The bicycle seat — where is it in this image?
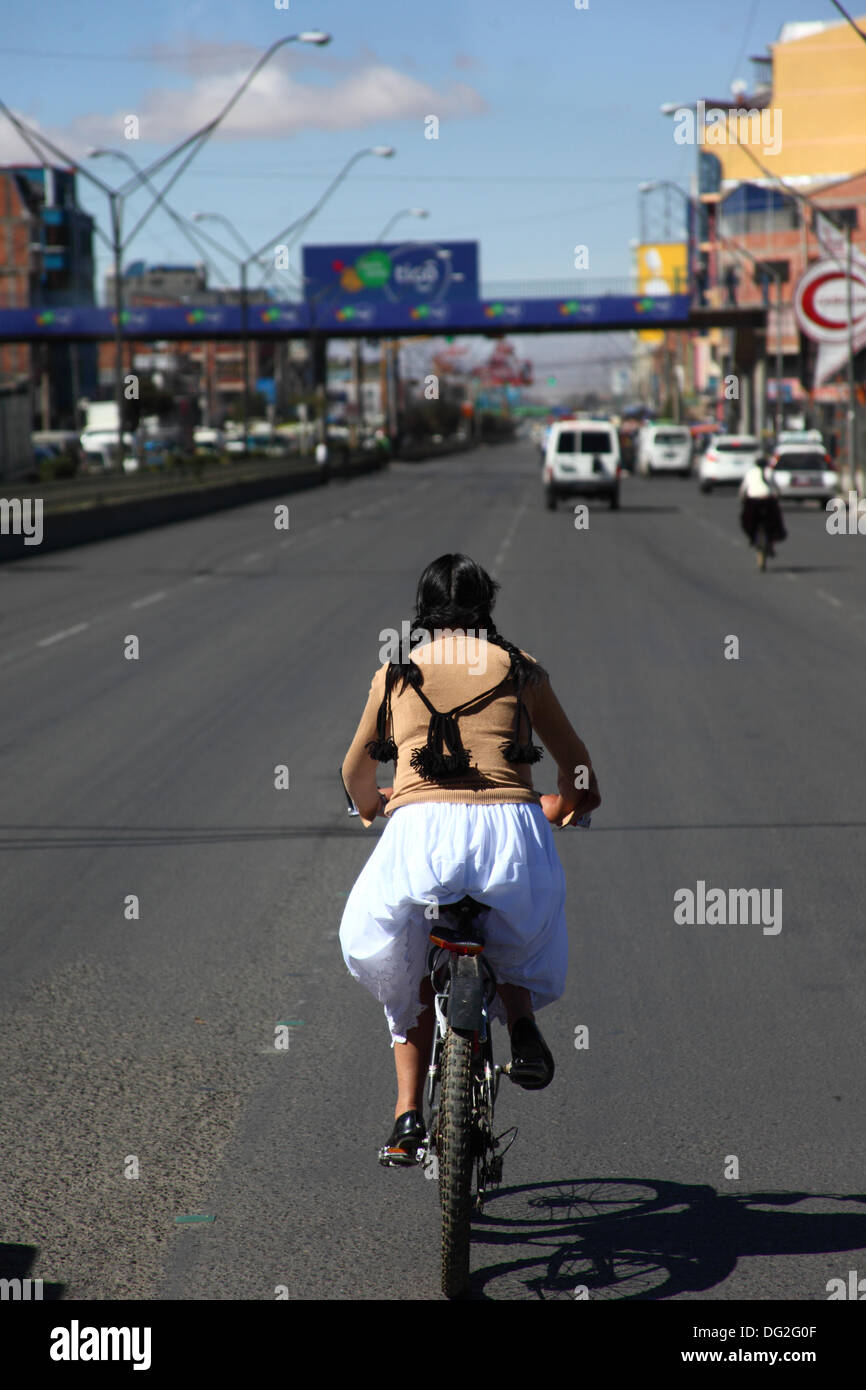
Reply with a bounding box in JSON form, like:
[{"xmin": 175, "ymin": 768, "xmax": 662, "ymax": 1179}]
[{"xmin": 429, "ymin": 896, "xmax": 489, "ymax": 953}]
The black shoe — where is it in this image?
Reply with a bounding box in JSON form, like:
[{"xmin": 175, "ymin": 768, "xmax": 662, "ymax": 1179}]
[
  {"xmin": 509, "ymin": 1017, "xmax": 555, "ymax": 1090},
  {"xmin": 379, "ymin": 1109, "xmax": 426, "ymax": 1167}
]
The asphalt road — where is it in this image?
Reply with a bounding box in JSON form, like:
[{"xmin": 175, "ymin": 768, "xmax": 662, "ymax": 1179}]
[{"xmin": 2, "ymin": 439, "xmax": 865, "ymax": 1302}]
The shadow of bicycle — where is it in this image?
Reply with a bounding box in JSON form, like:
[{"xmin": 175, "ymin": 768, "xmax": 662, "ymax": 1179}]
[{"xmin": 463, "ymin": 1178, "xmax": 866, "ymax": 1300}]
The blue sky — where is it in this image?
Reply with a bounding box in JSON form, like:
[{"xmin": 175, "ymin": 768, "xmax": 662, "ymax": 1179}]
[{"xmin": 0, "ymin": 0, "xmax": 840, "ymax": 387}]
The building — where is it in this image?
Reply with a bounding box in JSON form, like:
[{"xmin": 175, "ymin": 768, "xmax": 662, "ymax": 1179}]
[
  {"xmin": 650, "ymin": 14, "xmax": 866, "ymax": 448},
  {"xmin": 96, "ymin": 263, "xmax": 296, "ymax": 423},
  {"xmin": 0, "ymin": 164, "xmax": 98, "ymax": 429}
]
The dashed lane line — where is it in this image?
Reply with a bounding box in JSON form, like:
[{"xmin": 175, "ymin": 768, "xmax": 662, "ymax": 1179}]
[
  {"xmin": 817, "ymin": 589, "xmax": 843, "ymax": 609},
  {"xmin": 36, "ymin": 622, "xmax": 89, "ymax": 647},
  {"xmin": 130, "ymin": 591, "xmax": 167, "ymax": 610}
]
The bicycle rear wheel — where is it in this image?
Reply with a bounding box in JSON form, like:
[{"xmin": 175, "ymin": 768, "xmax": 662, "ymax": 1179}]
[{"xmin": 438, "ymin": 1027, "xmax": 474, "ymax": 1298}]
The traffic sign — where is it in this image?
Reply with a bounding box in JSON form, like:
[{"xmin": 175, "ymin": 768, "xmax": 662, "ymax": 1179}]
[{"xmin": 793, "ymin": 258, "xmax": 866, "ymax": 345}]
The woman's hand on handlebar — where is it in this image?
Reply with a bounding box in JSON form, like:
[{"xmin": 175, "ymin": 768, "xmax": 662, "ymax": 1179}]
[{"xmin": 540, "ymin": 793, "xmax": 572, "ymax": 825}]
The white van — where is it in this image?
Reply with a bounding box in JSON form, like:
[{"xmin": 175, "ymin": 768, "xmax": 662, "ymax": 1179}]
[
  {"xmin": 543, "ymin": 418, "xmax": 620, "ymax": 510},
  {"xmin": 637, "ymin": 424, "xmax": 693, "ymax": 476}
]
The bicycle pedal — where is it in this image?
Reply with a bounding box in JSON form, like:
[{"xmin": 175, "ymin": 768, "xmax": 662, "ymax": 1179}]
[{"xmin": 377, "ymin": 1144, "xmax": 418, "ymax": 1168}]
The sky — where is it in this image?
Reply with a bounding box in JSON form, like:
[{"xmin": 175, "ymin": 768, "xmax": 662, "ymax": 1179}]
[{"xmin": 0, "ymin": 0, "xmax": 846, "ymax": 390}]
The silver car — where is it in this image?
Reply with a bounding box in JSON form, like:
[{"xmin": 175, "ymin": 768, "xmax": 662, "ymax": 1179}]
[{"xmin": 770, "ymin": 447, "xmax": 840, "ymax": 502}]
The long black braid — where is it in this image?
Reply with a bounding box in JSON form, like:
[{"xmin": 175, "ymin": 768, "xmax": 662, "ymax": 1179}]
[{"xmin": 365, "ymin": 554, "xmax": 547, "ymax": 775}]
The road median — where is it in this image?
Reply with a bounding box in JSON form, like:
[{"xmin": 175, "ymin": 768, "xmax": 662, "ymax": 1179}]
[{"xmin": 0, "ymin": 438, "xmax": 475, "ymax": 562}]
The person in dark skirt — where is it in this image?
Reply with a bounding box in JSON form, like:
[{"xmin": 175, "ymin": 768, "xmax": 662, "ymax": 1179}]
[{"xmin": 739, "ymin": 455, "xmax": 786, "ymax": 555}]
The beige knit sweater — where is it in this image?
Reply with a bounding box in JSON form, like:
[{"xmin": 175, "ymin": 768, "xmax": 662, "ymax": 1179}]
[{"xmin": 342, "ymin": 635, "xmax": 598, "ymax": 826}]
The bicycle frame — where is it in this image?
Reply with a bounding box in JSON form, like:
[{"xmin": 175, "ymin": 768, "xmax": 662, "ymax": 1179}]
[{"xmin": 417, "ymin": 917, "xmax": 516, "ymax": 1206}]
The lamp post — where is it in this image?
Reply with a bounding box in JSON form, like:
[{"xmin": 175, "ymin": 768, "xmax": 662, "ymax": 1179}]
[
  {"xmin": 0, "ymin": 32, "xmax": 331, "ymax": 466},
  {"xmin": 194, "ymin": 145, "xmax": 396, "ymax": 455},
  {"xmin": 369, "ymin": 210, "xmax": 429, "ymax": 444},
  {"xmin": 374, "ymin": 207, "xmax": 429, "ymax": 242},
  {"xmin": 89, "ymin": 146, "xmax": 237, "ymax": 464}
]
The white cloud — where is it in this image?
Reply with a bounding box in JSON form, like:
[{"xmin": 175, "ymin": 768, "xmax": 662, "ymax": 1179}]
[{"xmin": 64, "ymin": 62, "xmax": 485, "ymax": 146}]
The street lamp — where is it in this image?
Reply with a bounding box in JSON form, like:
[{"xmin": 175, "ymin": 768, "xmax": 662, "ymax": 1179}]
[
  {"xmin": 375, "ymin": 207, "xmax": 429, "ymax": 242},
  {"xmin": 370, "ymin": 209, "xmax": 429, "ymax": 444},
  {"xmin": 90, "ymin": 146, "xmax": 238, "ymax": 459},
  {"xmin": 192, "ymin": 146, "xmax": 396, "ymax": 455},
  {"xmin": 112, "ymin": 32, "xmax": 333, "ymax": 248},
  {"xmin": 0, "ymin": 31, "xmax": 332, "ymax": 466}
]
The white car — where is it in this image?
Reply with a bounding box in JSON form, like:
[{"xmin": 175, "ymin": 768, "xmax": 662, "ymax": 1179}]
[
  {"xmin": 699, "ymin": 435, "xmax": 762, "ymax": 492},
  {"xmin": 770, "ymin": 447, "xmax": 839, "ymax": 502},
  {"xmin": 543, "ymin": 418, "xmax": 620, "ymax": 510},
  {"xmin": 636, "ymin": 424, "xmax": 693, "ymax": 476}
]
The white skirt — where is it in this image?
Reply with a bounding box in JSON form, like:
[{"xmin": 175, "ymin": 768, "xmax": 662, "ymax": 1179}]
[{"xmin": 339, "ymin": 802, "xmax": 568, "ymax": 1044}]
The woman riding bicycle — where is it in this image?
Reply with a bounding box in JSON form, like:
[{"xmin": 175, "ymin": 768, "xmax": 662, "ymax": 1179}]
[
  {"xmin": 739, "ymin": 454, "xmax": 786, "ymax": 557},
  {"xmin": 339, "ymin": 554, "xmax": 601, "ymax": 1164}
]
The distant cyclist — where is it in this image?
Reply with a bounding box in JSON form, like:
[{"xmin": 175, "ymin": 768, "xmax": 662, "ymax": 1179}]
[
  {"xmin": 339, "ymin": 554, "xmax": 601, "ymax": 1164},
  {"xmin": 739, "ymin": 454, "xmax": 786, "ymax": 557}
]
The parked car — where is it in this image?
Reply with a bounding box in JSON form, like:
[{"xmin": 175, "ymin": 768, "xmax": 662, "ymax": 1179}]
[
  {"xmin": 636, "ymin": 424, "xmax": 693, "ymax": 476},
  {"xmin": 769, "ymin": 447, "xmax": 839, "ymax": 502},
  {"xmin": 542, "ymin": 418, "xmax": 620, "ymax": 510},
  {"xmin": 699, "ymin": 435, "xmax": 762, "ymax": 492}
]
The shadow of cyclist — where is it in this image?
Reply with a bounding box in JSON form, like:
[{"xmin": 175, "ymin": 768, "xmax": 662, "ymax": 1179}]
[{"xmin": 459, "ymin": 1178, "xmax": 866, "ymax": 1300}]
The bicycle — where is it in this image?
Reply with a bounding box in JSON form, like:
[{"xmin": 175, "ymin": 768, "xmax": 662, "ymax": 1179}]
[
  {"xmin": 755, "ymin": 515, "xmax": 772, "ymax": 571},
  {"xmin": 341, "ymin": 770, "xmax": 590, "ymax": 1297}
]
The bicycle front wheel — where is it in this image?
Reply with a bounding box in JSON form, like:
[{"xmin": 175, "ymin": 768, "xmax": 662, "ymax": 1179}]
[{"xmin": 439, "ymin": 1027, "xmax": 474, "ymax": 1298}]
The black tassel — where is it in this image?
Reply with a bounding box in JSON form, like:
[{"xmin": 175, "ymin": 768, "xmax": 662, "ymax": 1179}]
[
  {"xmin": 502, "ymin": 740, "xmax": 544, "ymax": 764},
  {"xmin": 409, "ymin": 706, "xmax": 473, "ymax": 781},
  {"xmin": 503, "ymin": 688, "xmax": 543, "ymax": 764},
  {"xmin": 410, "ymin": 745, "xmax": 471, "ymax": 780},
  {"xmin": 365, "ymin": 735, "xmax": 397, "ymax": 763},
  {"xmin": 366, "ymin": 676, "xmax": 397, "ymax": 762}
]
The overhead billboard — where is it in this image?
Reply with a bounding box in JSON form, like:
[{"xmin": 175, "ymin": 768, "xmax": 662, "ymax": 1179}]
[
  {"xmin": 637, "ymin": 242, "xmax": 689, "ymax": 344},
  {"xmin": 301, "ymin": 241, "xmax": 479, "ymax": 310}
]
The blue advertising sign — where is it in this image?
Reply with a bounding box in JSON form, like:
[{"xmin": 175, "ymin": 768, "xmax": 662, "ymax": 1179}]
[{"xmin": 302, "ymin": 241, "xmax": 479, "ymax": 308}]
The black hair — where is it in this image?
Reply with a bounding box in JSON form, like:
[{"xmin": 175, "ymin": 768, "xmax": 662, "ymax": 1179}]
[
  {"xmin": 366, "ymin": 554, "xmax": 546, "ymax": 773},
  {"xmin": 387, "ymin": 553, "xmax": 544, "ymax": 693}
]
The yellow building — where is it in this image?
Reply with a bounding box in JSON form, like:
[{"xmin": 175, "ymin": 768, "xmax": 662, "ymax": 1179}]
[{"xmin": 703, "ymin": 16, "xmax": 866, "ymax": 186}]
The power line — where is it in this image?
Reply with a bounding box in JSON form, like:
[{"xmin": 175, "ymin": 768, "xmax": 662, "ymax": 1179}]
[
  {"xmin": 826, "ymin": 0, "xmax": 866, "ymax": 44},
  {"xmin": 729, "ymin": 0, "xmax": 763, "ymax": 90}
]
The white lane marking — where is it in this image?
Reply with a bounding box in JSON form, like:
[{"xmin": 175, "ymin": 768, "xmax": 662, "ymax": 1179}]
[
  {"xmin": 130, "ymin": 591, "xmax": 167, "ymax": 610},
  {"xmin": 191, "ymin": 575, "xmax": 210, "ymax": 583},
  {"xmin": 817, "ymin": 589, "xmax": 843, "ymax": 608},
  {"xmin": 37, "ymin": 622, "xmax": 89, "ymax": 647},
  {"xmin": 494, "ymin": 493, "xmax": 529, "ymax": 572},
  {"xmin": 785, "ymin": 571, "xmax": 798, "ymax": 582},
  {"xmin": 241, "ymin": 551, "xmax": 262, "ymax": 564}
]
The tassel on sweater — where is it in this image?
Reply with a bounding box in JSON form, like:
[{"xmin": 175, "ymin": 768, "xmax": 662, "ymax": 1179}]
[
  {"xmin": 502, "ymin": 691, "xmax": 544, "ymax": 765},
  {"xmin": 409, "ymin": 709, "xmax": 472, "ymax": 781},
  {"xmin": 365, "ymin": 676, "xmax": 397, "ymax": 763},
  {"xmin": 502, "ymin": 740, "xmax": 544, "ymax": 764}
]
